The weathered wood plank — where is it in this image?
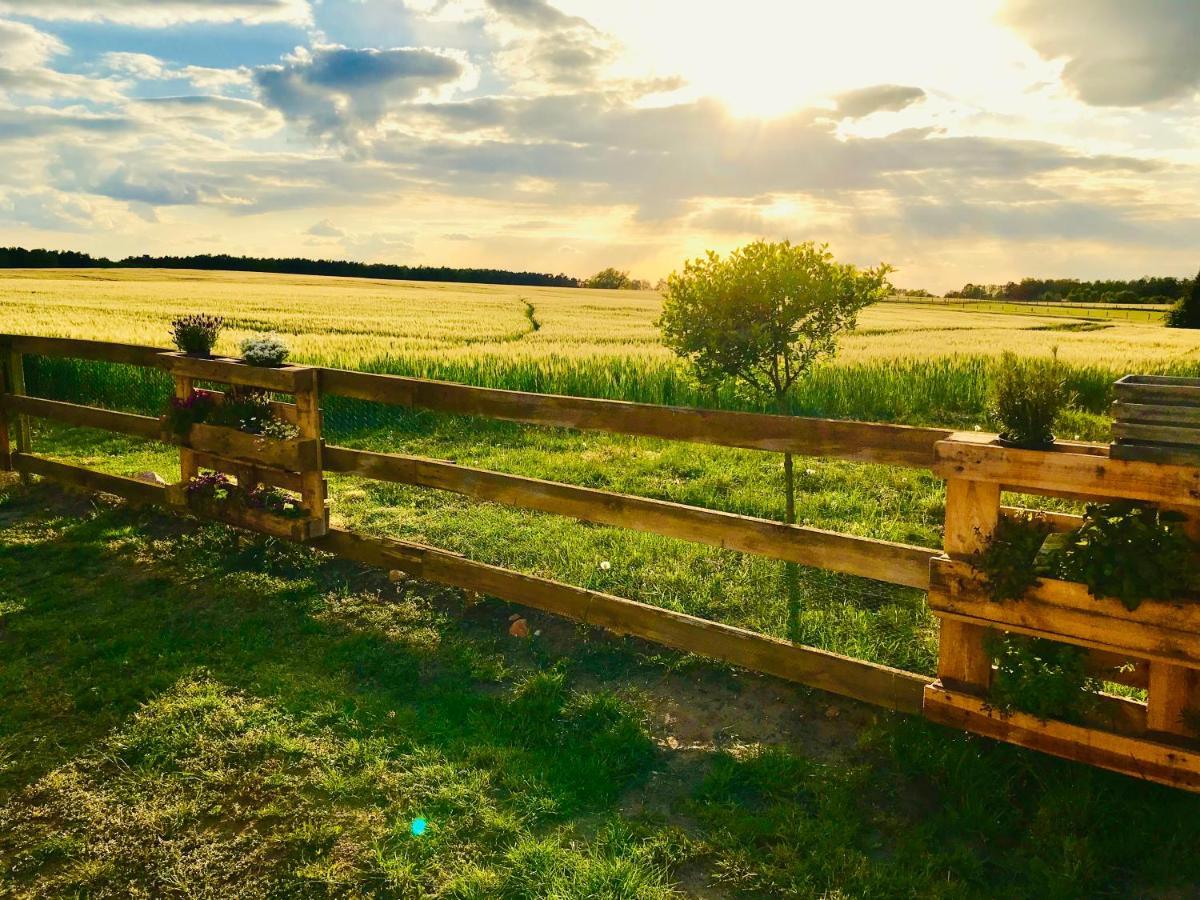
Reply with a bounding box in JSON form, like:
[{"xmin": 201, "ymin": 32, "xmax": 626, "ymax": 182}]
[
  {"xmin": 936, "ymin": 433, "xmax": 1200, "ymax": 506},
  {"xmin": 0, "ymin": 394, "xmax": 162, "ymax": 440},
  {"xmin": 292, "ymin": 369, "xmax": 327, "ymax": 536},
  {"xmin": 412, "ymin": 542, "xmax": 932, "ymax": 712},
  {"xmin": 929, "ymin": 558, "xmax": 1200, "ymax": 668},
  {"xmin": 3, "ymin": 334, "xmax": 165, "ymax": 368},
  {"xmin": 937, "ymin": 478, "xmax": 1000, "ymax": 694},
  {"xmin": 7, "ymin": 352, "xmax": 32, "ymax": 485},
  {"xmin": 1112, "ymin": 401, "xmax": 1200, "ymax": 427},
  {"xmin": 11, "ymin": 453, "xmax": 167, "ymax": 505},
  {"xmin": 319, "ymin": 368, "xmax": 950, "ymax": 467},
  {"xmin": 0, "ymin": 347, "xmax": 10, "ymax": 471},
  {"xmin": 199, "ymin": 388, "xmax": 300, "ymax": 426},
  {"xmin": 190, "ymin": 451, "xmax": 306, "ymax": 493},
  {"xmin": 924, "ymin": 683, "xmax": 1200, "ymax": 792},
  {"xmin": 1000, "ymin": 505, "xmax": 1082, "ymax": 533},
  {"xmin": 1113, "ymin": 421, "xmax": 1200, "ymax": 447},
  {"xmin": 322, "ymin": 446, "xmax": 936, "ymax": 589},
  {"xmin": 160, "ymin": 352, "xmax": 310, "ymax": 393},
  {"xmin": 177, "ymin": 423, "xmax": 318, "ymax": 471}
]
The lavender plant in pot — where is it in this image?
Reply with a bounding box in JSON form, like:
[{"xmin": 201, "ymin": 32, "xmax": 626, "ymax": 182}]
[{"xmin": 170, "ymin": 314, "xmax": 224, "ymax": 357}]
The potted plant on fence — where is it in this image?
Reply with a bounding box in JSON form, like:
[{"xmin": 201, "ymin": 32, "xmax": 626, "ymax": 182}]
[
  {"xmin": 989, "ymin": 350, "xmax": 1073, "ymax": 450},
  {"xmin": 240, "ymin": 334, "xmax": 290, "ymax": 368},
  {"xmin": 170, "ymin": 314, "xmax": 224, "ymax": 358}
]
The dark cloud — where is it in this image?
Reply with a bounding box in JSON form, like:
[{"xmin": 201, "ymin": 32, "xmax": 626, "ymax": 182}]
[
  {"xmin": 835, "ymin": 84, "xmax": 926, "ymax": 119},
  {"xmin": 254, "ymin": 45, "xmax": 467, "ymax": 143},
  {"xmin": 1003, "ymin": 0, "xmax": 1200, "ymax": 106}
]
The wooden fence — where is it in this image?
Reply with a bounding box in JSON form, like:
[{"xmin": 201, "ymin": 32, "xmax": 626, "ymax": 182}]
[{"xmin": 3, "ymin": 332, "xmax": 1199, "ymax": 790}]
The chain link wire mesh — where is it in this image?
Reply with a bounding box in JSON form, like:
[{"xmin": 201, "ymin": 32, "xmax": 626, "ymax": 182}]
[{"xmin": 17, "ymin": 353, "xmax": 934, "ymax": 673}]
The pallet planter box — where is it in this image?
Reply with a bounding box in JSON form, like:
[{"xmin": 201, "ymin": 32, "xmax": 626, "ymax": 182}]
[
  {"xmin": 1111, "ymin": 375, "xmax": 1200, "ymax": 466},
  {"xmin": 929, "ymin": 431, "xmax": 1200, "ymax": 790},
  {"xmin": 158, "ymin": 352, "xmax": 327, "ymax": 541},
  {"xmin": 165, "ymin": 482, "xmax": 326, "ymax": 541}
]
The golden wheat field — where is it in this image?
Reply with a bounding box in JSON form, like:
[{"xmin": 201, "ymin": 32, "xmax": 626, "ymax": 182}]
[
  {"xmin": 3, "ymin": 267, "xmax": 1199, "ymax": 430},
  {"xmin": 2, "ymin": 268, "xmax": 1197, "ymax": 370}
]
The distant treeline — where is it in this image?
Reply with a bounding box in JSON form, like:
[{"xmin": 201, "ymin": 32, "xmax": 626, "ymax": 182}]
[
  {"xmin": 945, "ymin": 277, "xmax": 1189, "ymax": 305},
  {"xmin": 0, "ymin": 246, "xmax": 581, "ymax": 288}
]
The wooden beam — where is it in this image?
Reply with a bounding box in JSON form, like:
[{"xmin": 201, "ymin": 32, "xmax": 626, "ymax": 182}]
[
  {"xmin": 6, "ymin": 351, "xmax": 32, "ymax": 485},
  {"xmin": 177, "ymin": 423, "xmax": 319, "ymax": 472},
  {"xmin": 938, "ymin": 478, "xmax": 1000, "ymax": 694},
  {"xmin": 190, "ymin": 451, "xmax": 306, "ymax": 493},
  {"xmin": 937, "ymin": 432, "xmax": 1200, "ymax": 507},
  {"xmin": 322, "ymin": 446, "xmax": 936, "ymax": 589},
  {"xmin": 930, "ymin": 558, "xmax": 1200, "ymax": 669},
  {"xmin": 309, "ymin": 528, "xmax": 932, "ymax": 713},
  {"xmin": 159, "ymin": 352, "xmax": 311, "ymax": 394},
  {"xmin": 924, "ymin": 683, "xmax": 1200, "ymax": 792},
  {"xmin": 0, "ymin": 394, "xmax": 161, "ymax": 440},
  {"xmin": 2, "ymin": 334, "xmax": 164, "ymax": 368},
  {"xmin": 11, "ymin": 453, "xmax": 167, "ymax": 506},
  {"xmin": 319, "ymin": 368, "xmax": 951, "ymax": 468}
]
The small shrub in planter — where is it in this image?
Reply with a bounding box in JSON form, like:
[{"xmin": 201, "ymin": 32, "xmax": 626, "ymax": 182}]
[
  {"xmin": 985, "ymin": 632, "xmax": 1097, "ymax": 723},
  {"xmin": 974, "ymin": 511, "xmax": 1054, "ymax": 601},
  {"xmin": 989, "ymin": 351, "xmax": 1073, "ymax": 449},
  {"xmin": 240, "ymin": 334, "xmax": 290, "ymax": 367},
  {"xmin": 165, "ymin": 389, "xmax": 214, "ymax": 437},
  {"xmin": 185, "ymin": 471, "xmax": 234, "ymax": 501},
  {"xmin": 245, "ymin": 485, "xmax": 308, "ymax": 519},
  {"xmin": 1050, "ymin": 501, "xmax": 1195, "ymax": 610},
  {"xmin": 171, "ymin": 314, "xmax": 224, "ymax": 356}
]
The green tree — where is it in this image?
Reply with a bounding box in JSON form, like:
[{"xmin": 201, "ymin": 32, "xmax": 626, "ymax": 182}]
[
  {"xmin": 1167, "ymin": 269, "xmax": 1200, "ymax": 329},
  {"xmin": 659, "ymin": 239, "xmax": 891, "ymax": 519},
  {"xmin": 584, "ymin": 267, "xmax": 633, "ymax": 290}
]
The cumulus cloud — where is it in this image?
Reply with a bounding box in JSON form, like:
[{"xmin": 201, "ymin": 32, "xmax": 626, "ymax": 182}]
[
  {"xmin": 1003, "ymin": 0, "xmax": 1200, "ymax": 106},
  {"xmin": 101, "ymin": 51, "xmax": 249, "ymax": 92},
  {"xmin": 307, "ymin": 219, "xmax": 344, "ymax": 237},
  {"xmin": 0, "ymin": 0, "xmax": 311, "ymax": 26},
  {"xmin": 254, "ymin": 44, "xmax": 473, "ymax": 143},
  {"xmin": 484, "ymin": 0, "xmax": 618, "ymax": 89},
  {"xmin": 835, "ymin": 84, "xmax": 926, "ymax": 119}
]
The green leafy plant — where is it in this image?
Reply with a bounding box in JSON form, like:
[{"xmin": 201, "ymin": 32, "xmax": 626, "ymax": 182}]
[
  {"xmin": 989, "ymin": 351, "xmax": 1073, "ymax": 449},
  {"xmin": 1052, "ymin": 502, "xmax": 1195, "ymax": 610},
  {"xmin": 240, "ymin": 334, "xmax": 290, "ymax": 367},
  {"xmin": 974, "ymin": 512, "xmax": 1054, "ymax": 601},
  {"xmin": 206, "ymin": 390, "xmax": 299, "ymax": 439},
  {"xmin": 1166, "ymin": 268, "xmax": 1200, "ymax": 329},
  {"xmin": 170, "ymin": 314, "xmax": 224, "ymax": 356},
  {"xmin": 164, "ymin": 390, "xmax": 214, "ymax": 437},
  {"xmin": 986, "ymin": 632, "xmax": 1097, "ymax": 723}
]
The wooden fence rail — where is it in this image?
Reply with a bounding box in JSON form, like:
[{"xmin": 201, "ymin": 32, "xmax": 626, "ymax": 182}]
[{"xmin": 8, "ymin": 332, "xmax": 1200, "ymax": 791}]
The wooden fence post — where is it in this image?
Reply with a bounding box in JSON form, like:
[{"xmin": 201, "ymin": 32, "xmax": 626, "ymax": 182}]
[
  {"xmin": 5, "ymin": 350, "xmax": 32, "ymax": 483},
  {"xmin": 174, "ymin": 374, "xmax": 199, "ymax": 483},
  {"xmin": 937, "ymin": 478, "xmax": 1000, "ymax": 693},
  {"xmin": 1147, "ymin": 507, "xmax": 1200, "ymax": 737},
  {"xmin": 0, "ymin": 344, "xmax": 10, "ymax": 472},
  {"xmin": 293, "ymin": 368, "xmax": 326, "ymax": 526}
]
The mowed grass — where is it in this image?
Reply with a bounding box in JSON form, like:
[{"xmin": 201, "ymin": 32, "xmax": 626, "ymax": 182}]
[{"xmin": 3, "ymin": 481, "xmax": 1200, "ymax": 897}]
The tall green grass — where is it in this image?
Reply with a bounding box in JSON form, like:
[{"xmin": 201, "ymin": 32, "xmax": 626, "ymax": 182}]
[{"xmin": 24, "ymin": 352, "xmax": 1200, "ymax": 438}]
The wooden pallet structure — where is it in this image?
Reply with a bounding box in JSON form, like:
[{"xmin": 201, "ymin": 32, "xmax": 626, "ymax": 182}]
[
  {"xmin": 928, "ymin": 431, "xmax": 1200, "ymax": 790},
  {"xmin": 159, "ymin": 352, "xmax": 328, "ymax": 541}
]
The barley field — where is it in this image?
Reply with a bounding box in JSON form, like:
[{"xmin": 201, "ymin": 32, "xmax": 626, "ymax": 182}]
[{"xmin": 4, "ymin": 268, "xmax": 1199, "ymax": 427}]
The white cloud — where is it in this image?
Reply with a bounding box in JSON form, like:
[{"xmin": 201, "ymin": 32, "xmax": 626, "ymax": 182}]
[
  {"xmin": 835, "ymin": 84, "xmax": 926, "ymax": 120},
  {"xmin": 1002, "ymin": 0, "xmax": 1200, "ymax": 106},
  {"xmin": 306, "ymin": 219, "xmax": 344, "ymax": 237},
  {"xmin": 0, "ymin": 0, "xmax": 312, "ymax": 26}
]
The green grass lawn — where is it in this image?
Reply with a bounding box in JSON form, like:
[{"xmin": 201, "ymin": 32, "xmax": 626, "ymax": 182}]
[{"xmin": 4, "ymin": 479, "xmax": 1200, "ymax": 897}]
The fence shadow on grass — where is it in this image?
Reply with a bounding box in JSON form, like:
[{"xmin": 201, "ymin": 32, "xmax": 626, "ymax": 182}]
[{"xmin": 3, "ymin": 480, "xmax": 1200, "ymax": 896}]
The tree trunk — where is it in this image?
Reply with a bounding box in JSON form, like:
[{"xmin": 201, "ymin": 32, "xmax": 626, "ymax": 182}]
[{"xmin": 783, "ymin": 450, "xmax": 801, "ymax": 639}]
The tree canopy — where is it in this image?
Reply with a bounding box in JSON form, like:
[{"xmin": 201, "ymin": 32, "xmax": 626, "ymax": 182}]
[{"xmin": 659, "ymin": 240, "xmax": 892, "ymax": 404}]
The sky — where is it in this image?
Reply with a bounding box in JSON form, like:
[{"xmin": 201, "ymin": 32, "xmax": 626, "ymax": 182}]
[{"xmin": 0, "ymin": 0, "xmax": 1197, "ymax": 291}]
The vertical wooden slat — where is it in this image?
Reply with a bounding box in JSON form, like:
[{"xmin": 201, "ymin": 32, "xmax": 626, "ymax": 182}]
[
  {"xmin": 937, "ymin": 478, "xmax": 1001, "ymax": 693},
  {"xmin": 174, "ymin": 374, "xmax": 199, "ymax": 483},
  {"xmin": 1147, "ymin": 505, "xmax": 1200, "ymax": 737},
  {"xmin": 7, "ymin": 351, "xmax": 31, "ymax": 483},
  {"xmin": 293, "ymin": 369, "xmax": 325, "ymax": 524},
  {"xmin": 0, "ymin": 349, "xmax": 10, "ymax": 472}
]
